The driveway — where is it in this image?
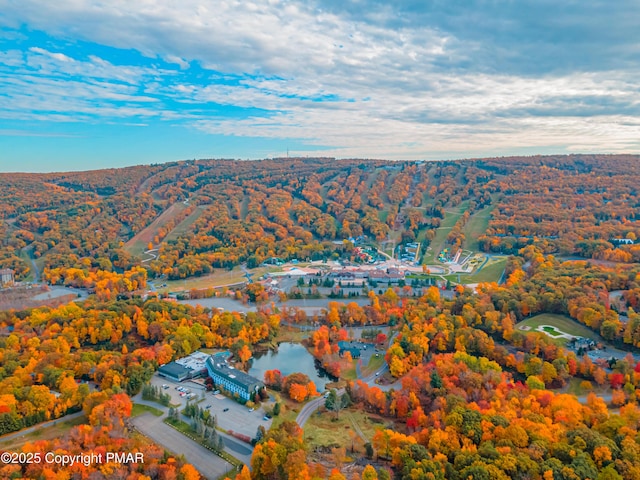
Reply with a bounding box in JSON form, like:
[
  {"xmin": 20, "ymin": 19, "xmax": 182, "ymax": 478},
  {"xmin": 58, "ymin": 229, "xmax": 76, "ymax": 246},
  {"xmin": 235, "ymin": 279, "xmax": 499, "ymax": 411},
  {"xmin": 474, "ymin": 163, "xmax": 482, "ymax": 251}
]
[{"xmin": 132, "ymin": 412, "xmax": 236, "ymax": 480}]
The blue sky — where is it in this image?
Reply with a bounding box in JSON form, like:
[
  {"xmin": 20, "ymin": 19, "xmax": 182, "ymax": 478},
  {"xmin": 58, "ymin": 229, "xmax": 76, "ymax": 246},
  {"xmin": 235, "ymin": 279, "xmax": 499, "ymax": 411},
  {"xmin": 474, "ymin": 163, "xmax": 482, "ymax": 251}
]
[{"xmin": 1, "ymin": 0, "xmax": 639, "ymax": 172}]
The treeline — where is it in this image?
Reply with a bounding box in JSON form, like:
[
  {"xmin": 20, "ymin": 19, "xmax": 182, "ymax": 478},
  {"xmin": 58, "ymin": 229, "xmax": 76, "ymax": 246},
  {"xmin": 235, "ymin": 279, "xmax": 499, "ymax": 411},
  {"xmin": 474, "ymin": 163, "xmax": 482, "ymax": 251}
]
[{"xmin": 0, "ymin": 297, "xmax": 279, "ymax": 435}]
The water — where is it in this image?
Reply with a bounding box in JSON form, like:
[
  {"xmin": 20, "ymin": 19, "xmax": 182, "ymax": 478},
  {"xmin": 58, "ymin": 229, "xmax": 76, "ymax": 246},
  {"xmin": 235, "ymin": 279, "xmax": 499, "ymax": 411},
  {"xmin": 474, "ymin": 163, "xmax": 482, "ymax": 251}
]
[{"xmin": 248, "ymin": 342, "xmax": 335, "ymax": 391}]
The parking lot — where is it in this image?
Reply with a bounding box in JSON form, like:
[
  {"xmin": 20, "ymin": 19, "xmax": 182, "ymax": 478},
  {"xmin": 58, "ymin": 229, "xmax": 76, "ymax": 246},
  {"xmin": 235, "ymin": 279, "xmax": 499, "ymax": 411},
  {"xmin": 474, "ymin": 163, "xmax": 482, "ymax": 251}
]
[
  {"xmin": 150, "ymin": 374, "xmax": 272, "ymax": 438},
  {"xmin": 341, "ymin": 340, "xmax": 381, "ymax": 366}
]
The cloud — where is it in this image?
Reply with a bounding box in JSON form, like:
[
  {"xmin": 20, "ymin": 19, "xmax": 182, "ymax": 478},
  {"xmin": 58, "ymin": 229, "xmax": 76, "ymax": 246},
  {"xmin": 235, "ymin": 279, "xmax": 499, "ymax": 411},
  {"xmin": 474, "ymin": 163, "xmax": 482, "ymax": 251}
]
[
  {"xmin": 0, "ymin": 1, "xmax": 639, "ymax": 159},
  {"xmin": 29, "ymin": 47, "xmax": 74, "ymax": 63}
]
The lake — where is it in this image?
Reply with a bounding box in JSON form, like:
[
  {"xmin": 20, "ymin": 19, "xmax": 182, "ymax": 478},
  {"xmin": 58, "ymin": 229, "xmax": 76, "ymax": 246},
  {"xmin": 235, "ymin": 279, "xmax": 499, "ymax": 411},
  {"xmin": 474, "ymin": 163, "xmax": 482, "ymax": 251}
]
[{"xmin": 248, "ymin": 342, "xmax": 335, "ymax": 391}]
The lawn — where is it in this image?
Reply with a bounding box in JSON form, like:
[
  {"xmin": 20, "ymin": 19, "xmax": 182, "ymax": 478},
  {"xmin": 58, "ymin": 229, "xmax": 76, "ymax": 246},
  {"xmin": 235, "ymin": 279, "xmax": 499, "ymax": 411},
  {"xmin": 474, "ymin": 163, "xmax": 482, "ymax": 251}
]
[
  {"xmin": 422, "ymin": 201, "xmax": 470, "ymax": 264},
  {"xmin": 268, "ymin": 395, "xmax": 300, "ymax": 431},
  {"xmin": 561, "ymin": 377, "xmax": 609, "ymax": 397},
  {"xmin": 303, "ymin": 408, "xmax": 388, "ymax": 451},
  {"xmin": 0, "ymin": 415, "xmax": 87, "ymax": 451},
  {"xmin": 272, "ymin": 326, "xmax": 310, "ymax": 345},
  {"xmin": 361, "ymin": 354, "xmax": 385, "ymax": 377},
  {"xmin": 468, "ymin": 256, "xmax": 507, "ymax": 283},
  {"xmin": 542, "ymin": 326, "xmax": 563, "ymax": 337},
  {"xmin": 517, "ymin": 314, "xmax": 599, "ymax": 345},
  {"xmin": 463, "ymin": 203, "xmax": 496, "ymax": 252},
  {"xmin": 163, "ymin": 205, "xmax": 207, "ymax": 242},
  {"xmin": 342, "ymin": 360, "xmax": 358, "ymax": 381},
  {"xmin": 132, "ymin": 403, "xmax": 164, "ymax": 417},
  {"xmin": 160, "ymin": 268, "xmax": 247, "ymax": 293}
]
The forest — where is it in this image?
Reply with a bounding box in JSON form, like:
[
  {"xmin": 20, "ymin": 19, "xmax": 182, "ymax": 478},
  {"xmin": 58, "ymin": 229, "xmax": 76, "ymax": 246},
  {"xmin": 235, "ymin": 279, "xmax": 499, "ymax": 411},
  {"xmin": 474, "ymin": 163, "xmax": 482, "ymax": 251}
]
[{"xmin": 1, "ymin": 154, "xmax": 640, "ymax": 479}]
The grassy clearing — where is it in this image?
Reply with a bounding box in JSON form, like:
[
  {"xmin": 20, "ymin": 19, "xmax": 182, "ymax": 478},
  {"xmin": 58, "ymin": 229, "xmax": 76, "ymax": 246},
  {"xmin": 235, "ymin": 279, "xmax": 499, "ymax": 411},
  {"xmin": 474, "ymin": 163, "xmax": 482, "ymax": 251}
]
[
  {"xmin": 163, "ymin": 205, "xmax": 207, "ymax": 242},
  {"xmin": 422, "ymin": 201, "xmax": 470, "ymax": 264},
  {"xmin": 463, "ymin": 203, "xmax": 496, "ymax": 252},
  {"xmin": 561, "ymin": 377, "xmax": 609, "ymax": 397},
  {"xmin": 342, "ymin": 360, "xmax": 358, "ymax": 381},
  {"xmin": 542, "ymin": 326, "xmax": 563, "ymax": 337},
  {"xmin": 0, "ymin": 415, "xmax": 87, "ymax": 451},
  {"xmin": 517, "ymin": 314, "xmax": 599, "ymax": 343},
  {"xmin": 125, "ymin": 202, "xmax": 189, "ymax": 256},
  {"xmin": 273, "ymin": 326, "xmax": 310, "ymax": 345},
  {"xmin": 361, "ymin": 354, "xmax": 385, "ymax": 377},
  {"xmin": 304, "ymin": 408, "xmax": 387, "ymax": 450},
  {"xmin": 269, "ymin": 397, "xmax": 300, "ymax": 431},
  {"xmin": 160, "ymin": 269, "xmax": 247, "ymax": 293},
  {"xmin": 468, "ymin": 256, "xmax": 507, "ymax": 283},
  {"xmin": 160, "ymin": 266, "xmax": 281, "ymax": 293},
  {"xmin": 132, "ymin": 403, "xmax": 164, "ymax": 417}
]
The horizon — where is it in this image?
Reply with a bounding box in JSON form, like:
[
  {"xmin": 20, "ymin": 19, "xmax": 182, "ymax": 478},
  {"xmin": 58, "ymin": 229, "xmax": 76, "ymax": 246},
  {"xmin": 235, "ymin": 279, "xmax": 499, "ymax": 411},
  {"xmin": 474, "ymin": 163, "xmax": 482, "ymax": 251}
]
[
  {"xmin": 1, "ymin": 1, "xmax": 639, "ymax": 172},
  {"xmin": 1, "ymin": 152, "xmax": 632, "ymax": 175}
]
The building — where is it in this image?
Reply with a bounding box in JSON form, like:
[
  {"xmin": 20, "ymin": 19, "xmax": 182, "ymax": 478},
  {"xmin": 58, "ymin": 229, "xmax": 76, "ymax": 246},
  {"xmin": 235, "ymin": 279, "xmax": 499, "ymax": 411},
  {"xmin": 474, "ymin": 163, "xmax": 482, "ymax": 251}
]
[
  {"xmin": 158, "ymin": 351, "xmax": 209, "ymax": 382},
  {"xmin": 338, "ymin": 341, "xmax": 361, "ymax": 359},
  {"xmin": 205, "ymin": 357, "xmax": 264, "ymax": 401},
  {"xmin": 158, "ymin": 362, "xmax": 193, "ymax": 382},
  {"xmin": 0, "ymin": 268, "xmax": 14, "ymax": 287}
]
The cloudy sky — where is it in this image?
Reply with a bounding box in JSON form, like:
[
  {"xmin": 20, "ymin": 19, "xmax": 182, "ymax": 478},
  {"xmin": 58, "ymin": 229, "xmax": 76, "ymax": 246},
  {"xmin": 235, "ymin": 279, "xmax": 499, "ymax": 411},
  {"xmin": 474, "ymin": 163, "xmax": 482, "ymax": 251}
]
[{"xmin": 1, "ymin": 0, "xmax": 639, "ymax": 171}]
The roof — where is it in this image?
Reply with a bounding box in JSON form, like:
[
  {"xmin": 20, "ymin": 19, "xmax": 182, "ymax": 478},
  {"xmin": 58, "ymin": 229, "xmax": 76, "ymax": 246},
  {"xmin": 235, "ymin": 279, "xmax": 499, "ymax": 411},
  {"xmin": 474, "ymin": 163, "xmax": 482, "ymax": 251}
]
[
  {"xmin": 158, "ymin": 362, "xmax": 191, "ymax": 379},
  {"xmin": 0, "ymin": 268, "xmax": 14, "ymax": 275},
  {"xmin": 175, "ymin": 351, "xmax": 209, "ymax": 371},
  {"xmin": 206, "ymin": 357, "xmax": 264, "ymax": 391}
]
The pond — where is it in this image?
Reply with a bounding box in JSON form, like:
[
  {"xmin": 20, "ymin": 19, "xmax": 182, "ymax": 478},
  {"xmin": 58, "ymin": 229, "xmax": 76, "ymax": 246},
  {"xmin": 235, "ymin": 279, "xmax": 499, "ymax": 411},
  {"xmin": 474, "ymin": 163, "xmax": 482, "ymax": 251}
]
[{"xmin": 248, "ymin": 342, "xmax": 336, "ymax": 391}]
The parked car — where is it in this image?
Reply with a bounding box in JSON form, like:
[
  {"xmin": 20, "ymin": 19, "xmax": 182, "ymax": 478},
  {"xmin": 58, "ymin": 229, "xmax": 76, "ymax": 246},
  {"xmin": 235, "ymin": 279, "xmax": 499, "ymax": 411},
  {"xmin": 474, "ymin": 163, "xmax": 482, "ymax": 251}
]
[{"xmin": 223, "ymin": 408, "xmax": 229, "ymax": 412}]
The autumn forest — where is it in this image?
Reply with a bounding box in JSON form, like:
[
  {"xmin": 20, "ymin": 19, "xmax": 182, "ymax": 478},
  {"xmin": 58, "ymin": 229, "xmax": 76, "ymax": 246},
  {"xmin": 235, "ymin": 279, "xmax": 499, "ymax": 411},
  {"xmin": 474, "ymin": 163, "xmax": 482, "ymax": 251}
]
[{"xmin": 2, "ymin": 154, "xmax": 640, "ymax": 480}]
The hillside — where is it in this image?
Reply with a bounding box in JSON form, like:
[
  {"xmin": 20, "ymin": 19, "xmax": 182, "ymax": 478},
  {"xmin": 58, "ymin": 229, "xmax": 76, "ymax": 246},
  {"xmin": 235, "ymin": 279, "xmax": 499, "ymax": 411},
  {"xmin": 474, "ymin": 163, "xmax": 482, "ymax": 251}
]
[{"xmin": 2, "ymin": 155, "xmax": 640, "ymax": 480}]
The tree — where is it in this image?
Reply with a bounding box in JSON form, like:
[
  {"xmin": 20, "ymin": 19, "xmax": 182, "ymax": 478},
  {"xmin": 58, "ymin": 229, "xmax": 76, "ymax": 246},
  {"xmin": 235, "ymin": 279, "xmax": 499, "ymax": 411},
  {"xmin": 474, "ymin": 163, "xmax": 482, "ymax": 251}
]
[
  {"xmin": 362, "ymin": 465, "xmax": 378, "ymax": 480},
  {"xmin": 325, "ymin": 389, "xmax": 351, "ymax": 419}
]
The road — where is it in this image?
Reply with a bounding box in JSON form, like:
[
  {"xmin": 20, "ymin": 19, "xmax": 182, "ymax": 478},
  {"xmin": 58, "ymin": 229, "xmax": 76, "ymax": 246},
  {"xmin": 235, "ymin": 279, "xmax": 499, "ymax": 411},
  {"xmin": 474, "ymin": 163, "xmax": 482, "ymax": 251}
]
[
  {"xmin": 132, "ymin": 390, "xmax": 255, "ymax": 465},
  {"xmin": 131, "ymin": 412, "xmax": 235, "ymax": 480},
  {"xmin": 0, "ymin": 411, "xmax": 85, "ymax": 443},
  {"xmin": 296, "ymin": 390, "xmax": 343, "ymax": 427}
]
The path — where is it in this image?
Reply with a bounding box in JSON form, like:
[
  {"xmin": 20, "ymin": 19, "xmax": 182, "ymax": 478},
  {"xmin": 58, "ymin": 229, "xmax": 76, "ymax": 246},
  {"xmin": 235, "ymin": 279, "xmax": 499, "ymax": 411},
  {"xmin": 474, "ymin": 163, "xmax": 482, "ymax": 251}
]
[
  {"xmin": 141, "ymin": 248, "xmax": 158, "ymax": 264},
  {"xmin": 21, "ymin": 245, "xmax": 40, "ymax": 282},
  {"xmin": 347, "ymin": 413, "xmax": 368, "ymax": 442},
  {"xmin": 0, "ymin": 411, "xmax": 85, "ymax": 443}
]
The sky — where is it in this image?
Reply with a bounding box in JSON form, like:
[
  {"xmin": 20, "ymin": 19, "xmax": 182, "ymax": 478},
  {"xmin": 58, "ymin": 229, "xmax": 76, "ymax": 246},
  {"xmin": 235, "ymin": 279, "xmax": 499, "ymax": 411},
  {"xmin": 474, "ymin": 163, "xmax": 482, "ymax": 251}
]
[{"xmin": 1, "ymin": 0, "xmax": 639, "ymax": 172}]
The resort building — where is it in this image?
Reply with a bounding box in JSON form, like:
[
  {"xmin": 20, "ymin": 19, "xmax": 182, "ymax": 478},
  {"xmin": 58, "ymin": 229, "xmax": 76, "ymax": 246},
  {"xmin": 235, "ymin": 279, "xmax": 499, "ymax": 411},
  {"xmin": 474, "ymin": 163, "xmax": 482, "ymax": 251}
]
[
  {"xmin": 0, "ymin": 268, "xmax": 14, "ymax": 287},
  {"xmin": 205, "ymin": 357, "xmax": 264, "ymax": 401},
  {"xmin": 158, "ymin": 351, "xmax": 209, "ymax": 382}
]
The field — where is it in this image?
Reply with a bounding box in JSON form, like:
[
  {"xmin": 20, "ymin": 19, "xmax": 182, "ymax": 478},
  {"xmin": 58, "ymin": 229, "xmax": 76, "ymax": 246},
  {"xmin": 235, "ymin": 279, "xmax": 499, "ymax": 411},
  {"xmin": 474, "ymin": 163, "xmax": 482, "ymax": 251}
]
[
  {"xmin": 125, "ymin": 202, "xmax": 189, "ymax": 256},
  {"xmin": 422, "ymin": 201, "xmax": 470, "ymax": 264},
  {"xmin": 159, "ymin": 268, "xmax": 248, "ymax": 293},
  {"xmin": 463, "ymin": 202, "xmax": 496, "ymax": 252},
  {"xmin": 0, "ymin": 415, "xmax": 87, "ymax": 451},
  {"xmin": 303, "ymin": 408, "xmax": 387, "ymax": 451},
  {"xmin": 467, "ymin": 255, "xmax": 507, "ymax": 283},
  {"xmin": 163, "ymin": 205, "xmax": 207, "ymax": 243},
  {"xmin": 517, "ymin": 314, "xmax": 599, "ymax": 345}
]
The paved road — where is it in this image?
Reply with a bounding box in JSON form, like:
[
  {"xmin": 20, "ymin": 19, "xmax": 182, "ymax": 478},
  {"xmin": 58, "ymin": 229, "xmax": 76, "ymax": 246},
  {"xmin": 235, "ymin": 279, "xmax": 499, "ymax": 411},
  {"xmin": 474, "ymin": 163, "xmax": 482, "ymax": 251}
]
[
  {"xmin": 296, "ymin": 390, "xmax": 342, "ymax": 427},
  {"xmin": 132, "ymin": 412, "xmax": 235, "ymax": 480}
]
